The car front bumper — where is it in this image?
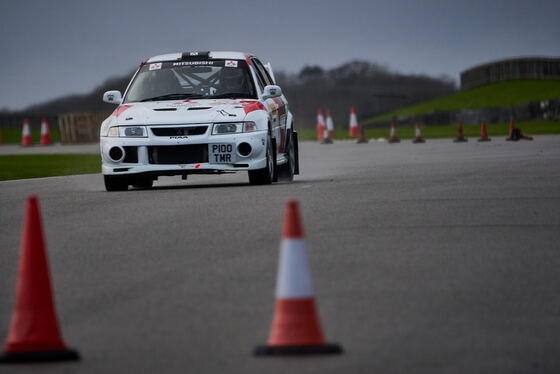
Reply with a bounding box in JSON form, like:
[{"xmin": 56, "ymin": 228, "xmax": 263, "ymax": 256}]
[{"xmin": 100, "ymin": 129, "xmax": 268, "ymax": 176}]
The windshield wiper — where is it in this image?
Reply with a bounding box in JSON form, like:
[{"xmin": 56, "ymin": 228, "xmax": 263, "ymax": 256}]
[
  {"xmin": 140, "ymin": 93, "xmax": 204, "ymax": 102},
  {"xmin": 210, "ymin": 93, "xmax": 252, "ymax": 99}
]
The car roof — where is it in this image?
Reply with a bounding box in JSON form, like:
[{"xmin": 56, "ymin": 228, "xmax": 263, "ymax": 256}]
[{"xmin": 146, "ymin": 51, "xmax": 253, "ymax": 63}]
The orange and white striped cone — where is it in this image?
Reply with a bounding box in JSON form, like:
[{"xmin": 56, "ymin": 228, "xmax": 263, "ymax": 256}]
[
  {"xmin": 388, "ymin": 123, "xmax": 400, "ymax": 143},
  {"xmin": 478, "ymin": 121, "xmax": 491, "ymax": 142},
  {"xmin": 40, "ymin": 117, "xmax": 51, "ymax": 145},
  {"xmin": 21, "ymin": 118, "xmax": 32, "ymax": 146},
  {"xmin": 322, "ymin": 110, "xmax": 334, "ymax": 144},
  {"xmin": 349, "ymin": 107, "xmax": 358, "ymax": 137},
  {"xmin": 412, "ymin": 124, "xmax": 425, "ymax": 143},
  {"xmin": 453, "ymin": 123, "xmax": 468, "ymax": 142},
  {"xmin": 316, "ymin": 109, "xmax": 325, "ymax": 141},
  {"xmin": 254, "ymin": 200, "xmax": 342, "ymax": 356}
]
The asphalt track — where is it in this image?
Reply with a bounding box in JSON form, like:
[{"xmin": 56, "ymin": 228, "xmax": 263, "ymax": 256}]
[{"xmin": 1, "ymin": 137, "xmax": 559, "ymax": 373}]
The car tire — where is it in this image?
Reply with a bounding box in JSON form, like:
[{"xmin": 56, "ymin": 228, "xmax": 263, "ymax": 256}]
[
  {"xmin": 278, "ymin": 130, "xmax": 296, "ymax": 182},
  {"xmin": 132, "ymin": 177, "xmax": 153, "ymax": 189},
  {"xmin": 249, "ymin": 135, "xmax": 276, "ymax": 185},
  {"xmin": 104, "ymin": 175, "xmax": 129, "ymax": 191}
]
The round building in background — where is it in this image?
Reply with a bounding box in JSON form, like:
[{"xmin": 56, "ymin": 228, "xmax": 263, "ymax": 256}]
[{"xmin": 460, "ymin": 56, "xmax": 560, "ymax": 90}]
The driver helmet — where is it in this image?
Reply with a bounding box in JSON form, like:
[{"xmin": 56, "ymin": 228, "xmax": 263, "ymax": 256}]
[{"xmin": 219, "ymin": 67, "xmax": 247, "ymax": 93}]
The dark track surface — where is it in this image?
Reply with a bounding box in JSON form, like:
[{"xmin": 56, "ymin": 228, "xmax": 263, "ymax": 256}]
[{"xmin": 1, "ymin": 137, "xmax": 559, "ymax": 373}]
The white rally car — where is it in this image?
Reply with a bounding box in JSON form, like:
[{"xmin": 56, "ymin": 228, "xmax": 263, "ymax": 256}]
[{"xmin": 100, "ymin": 51, "xmax": 299, "ymax": 191}]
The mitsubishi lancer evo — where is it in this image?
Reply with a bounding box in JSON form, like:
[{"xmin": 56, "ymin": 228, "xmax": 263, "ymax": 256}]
[{"xmin": 100, "ymin": 51, "xmax": 299, "ymax": 191}]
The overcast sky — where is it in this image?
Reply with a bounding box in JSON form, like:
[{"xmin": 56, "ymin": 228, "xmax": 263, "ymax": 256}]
[{"xmin": 1, "ymin": 0, "xmax": 559, "ymax": 110}]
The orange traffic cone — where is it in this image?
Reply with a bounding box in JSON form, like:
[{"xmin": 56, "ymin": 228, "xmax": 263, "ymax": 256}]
[
  {"xmin": 478, "ymin": 121, "xmax": 491, "ymax": 142},
  {"xmin": 453, "ymin": 123, "xmax": 468, "ymax": 142},
  {"xmin": 506, "ymin": 119, "xmax": 515, "ymax": 140},
  {"xmin": 254, "ymin": 200, "xmax": 342, "ymax": 356},
  {"xmin": 388, "ymin": 123, "xmax": 400, "ymax": 143},
  {"xmin": 506, "ymin": 119, "xmax": 533, "ymax": 141},
  {"xmin": 321, "ymin": 110, "xmax": 334, "ymax": 144},
  {"xmin": 356, "ymin": 124, "xmax": 368, "ymax": 144},
  {"xmin": 40, "ymin": 117, "xmax": 52, "ymax": 145},
  {"xmin": 0, "ymin": 196, "xmax": 79, "ymax": 363},
  {"xmin": 412, "ymin": 123, "xmax": 425, "ymax": 143},
  {"xmin": 316, "ymin": 109, "xmax": 325, "ymax": 141},
  {"xmin": 349, "ymin": 107, "xmax": 358, "ymax": 137},
  {"xmin": 21, "ymin": 118, "xmax": 32, "ymax": 146}
]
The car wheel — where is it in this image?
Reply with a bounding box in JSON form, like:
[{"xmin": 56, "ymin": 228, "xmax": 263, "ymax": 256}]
[
  {"xmin": 278, "ymin": 130, "xmax": 296, "ymax": 182},
  {"xmin": 104, "ymin": 175, "xmax": 129, "ymax": 191},
  {"xmin": 249, "ymin": 135, "xmax": 276, "ymax": 185},
  {"xmin": 132, "ymin": 176, "xmax": 153, "ymax": 189}
]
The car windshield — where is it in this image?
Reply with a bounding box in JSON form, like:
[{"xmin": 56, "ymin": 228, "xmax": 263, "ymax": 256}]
[{"xmin": 124, "ymin": 59, "xmax": 257, "ymax": 102}]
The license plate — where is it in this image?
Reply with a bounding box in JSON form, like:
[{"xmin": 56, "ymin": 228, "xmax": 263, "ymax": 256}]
[{"xmin": 209, "ymin": 143, "xmax": 236, "ymax": 164}]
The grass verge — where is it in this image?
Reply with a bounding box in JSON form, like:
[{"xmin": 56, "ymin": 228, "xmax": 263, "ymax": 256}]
[
  {"xmin": 0, "ymin": 128, "xmax": 61, "ymax": 144},
  {"xmin": 296, "ymin": 121, "xmax": 560, "ymax": 141},
  {"xmin": 0, "ymin": 154, "xmax": 100, "ymax": 181}
]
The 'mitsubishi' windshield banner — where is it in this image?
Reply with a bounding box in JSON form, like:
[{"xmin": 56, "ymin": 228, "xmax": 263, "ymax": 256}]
[{"xmin": 143, "ymin": 59, "xmax": 245, "ymax": 72}]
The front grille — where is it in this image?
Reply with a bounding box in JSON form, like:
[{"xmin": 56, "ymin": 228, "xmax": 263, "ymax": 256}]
[
  {"xmin": 151, "ymin": 126, "xmax": 208, "ymax": 136},
  {"xmin": 148, "ymin": 145, "xmax": 208, "ymax": 164},
  {"xmin": 123, "ymin": 146, "xmax": 138, "ymax": 163}
]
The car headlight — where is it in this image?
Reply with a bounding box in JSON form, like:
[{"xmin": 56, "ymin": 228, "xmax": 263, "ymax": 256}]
[
  {"xmin": 107, "ymin": 126, "xmax": 148, "ymax": 137},
  {"xmin": 212, "ymin": 122, "xmax": 257, "ymax": 135}
]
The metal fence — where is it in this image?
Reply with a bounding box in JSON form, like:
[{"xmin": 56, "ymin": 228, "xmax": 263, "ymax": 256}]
[
  {"xmin": 0, "ymin": 115, "xmax": 59, "ymax": 131},
  {"xmin": 370, "ymin": 100, "xmax": 560, "ymax": 128},
  {"xmin": 0, "ymin": 112, "xmax": 110, "ymax": 143},
  {"xmin": 58, "ymin": 112, "xmax": 110, "ymax": 144}
]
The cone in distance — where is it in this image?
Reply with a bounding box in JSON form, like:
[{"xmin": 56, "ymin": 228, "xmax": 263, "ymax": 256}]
[
  {"xmin": 453, "ymin": 123, "xmax": 468, "ymax": 142},
  {"xmin": 349, "ymin": 107, "xmax": 359, "ymax": 137},
  {"xmin": 412, "ymin": 124, "xmax": 425, "ymax": 143},
  {"xmin": 254, "ymin": 200, "xmax": 342, "ymax": 356},
  {"xmin": 316, "ymin": 109, "xmax": 326, "ymax": 141},
  {"xmin": 506, "ymin": 119, "xmax": 515, "ymax": 140},
  {"xmin": 40, "ymin": 117, "xmax": 52, "ymax": 145},
  {"xmin": 388, "ymin": 123, "xmax": 400, "ymax": 143},
  {"xmin": 0, "ymin": 196, "xmax": 79, "ymax": 363},
  {"xmin": 478, "ymin": 121, "xmax": 491, "ymax": 142},
  {"xmin": 21, "ymin": 118, "xmax": 32, "ymax": 146},
  {"xmin": 321, "ymin": 110, "xmax": 334, "ymax": 144},
  {"xmin": 356, "ymin": 124, "xmax": 368, "ymax": 144},
  {"xmin": 506, "ymin": 119, "xmax": 534, "ymax": 141}
]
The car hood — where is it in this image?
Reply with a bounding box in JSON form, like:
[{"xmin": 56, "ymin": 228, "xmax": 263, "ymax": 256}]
[{"xmin": 112, "ymin": 99, "xmax": 264, "ymax": 125}]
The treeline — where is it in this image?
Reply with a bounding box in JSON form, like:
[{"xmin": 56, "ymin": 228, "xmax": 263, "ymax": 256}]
[
  {"xmin": 19, "ymin": 74, "xmax": 134, "ymax": 115},
  {"xmin": 7, "ymin": 60, "xmax": 456, "ymax": 128},
  {"xmin": 276, "ymin": 61, "xmax": 456, "ymax": 128}
]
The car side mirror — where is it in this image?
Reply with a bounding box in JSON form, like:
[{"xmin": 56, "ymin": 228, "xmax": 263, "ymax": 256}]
[
  {"xmin": 262, "ymin": 85, "xmax": 282, "ymax": 100},
  {"xmin": 103, "ymin": 90, "xmax": 122, "ymax": 104}
]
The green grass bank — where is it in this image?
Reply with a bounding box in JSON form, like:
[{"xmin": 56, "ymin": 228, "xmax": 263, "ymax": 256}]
[
  {"xmin": 0, "ymin": 154, "xmax": 100, "ymax": 181},
  {"xmin": 0, "ymin": 128, "xmax": 61, "ymax": 144}
]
